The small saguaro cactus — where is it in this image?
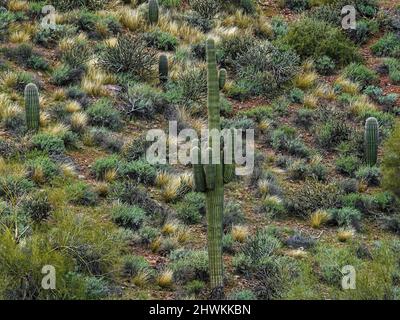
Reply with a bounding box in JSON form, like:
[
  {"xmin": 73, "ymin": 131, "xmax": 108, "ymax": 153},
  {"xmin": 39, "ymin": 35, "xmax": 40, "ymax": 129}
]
[
  {"xmin": 218, "ymin": 68, "xmax": 227, "ymax": 90},
  {"xmin": 159, "ymin": 54, "xmax": 169, "ymax": 86},
  {"xmin": 365, "ymin": 117, "xmax": 379, "ymax": 166},
  {"xmin": 148, "ymin": 0, "xmax": 159, "ymax": 24},
  {"xmin": 24, "ymin": 83, "xmax": 40, "ymax": 132},
  {"xmin": 192, "ymin": 39, "xmax": 235, "ymax": 299}
]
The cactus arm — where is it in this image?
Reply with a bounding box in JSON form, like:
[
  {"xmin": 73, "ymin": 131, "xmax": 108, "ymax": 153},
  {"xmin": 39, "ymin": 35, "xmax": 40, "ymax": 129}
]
[
  {"xmin": 365, "ymin": 117, "xmax": 379, "ymax": 166},
  {"xmin": 219, "ymin": 68, "xmax": 227, "ymax": 90},
  {"xmin": 24, "ymin": 83, "xmax": 40, "ymax": 132},
  {"xmin": 159, "ymin": 54, "xmax": 169, "ymax": 86},
  {"xmin": 192, "ymin": 146, "xmax": 206, "ymax": 192}
]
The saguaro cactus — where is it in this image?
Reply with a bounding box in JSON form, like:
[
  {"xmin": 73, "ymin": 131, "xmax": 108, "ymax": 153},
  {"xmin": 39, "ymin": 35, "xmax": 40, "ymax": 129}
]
[
  {"xmin": 24, "ymin": 83, "xmax": 40, "ymax": 132},
  {"xmin": 365, "ymin": 117, "xmax": 379, "ymax": 166},
  {"xmin": 219, "ymin": 68, "xmax": 227, "ymax": 90},
  {"xmin": 192, "ymin": 39, "xmax": 234, "ymax": 299},
  {"xmin": 159, "ymin": 54, "xmax": 169, "ymax": 86},
  {"xmin": 148, "ymin": 0, "xmax": 159, "ymax": 24}
]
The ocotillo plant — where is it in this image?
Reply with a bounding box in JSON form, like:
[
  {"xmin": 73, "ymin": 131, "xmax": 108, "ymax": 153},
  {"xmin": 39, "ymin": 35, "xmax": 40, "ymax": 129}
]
[
  {"xmin": 365, "ymin": 117, "xmax": 379, "ymax": 166},
  {"xmin": 148, "ymin": 0, "xmax": 159, "ymax": 24},
  {"xmin": 159, "ymin": 54, "xmax": 168, "ymax": 86},
  {"xmin": 192, "ymin": 39, "xmax": 235, "ymax": 299},
  {"xmin": 24, "ymin": 83, "xmax": 40, "ymax": 132}
]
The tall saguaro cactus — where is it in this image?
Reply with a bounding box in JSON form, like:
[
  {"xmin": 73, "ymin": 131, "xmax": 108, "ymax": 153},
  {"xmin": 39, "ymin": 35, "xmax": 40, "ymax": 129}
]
[
  {"xmin": 24, "ymin": 83, "xmax": 40, "ymax": 132},
  {"xmin": 192, "ymin": 39, "xmax": 235, "ymax": 299},
  {"xmin": 159, "ymin": 54, "xmax": 169, "ymax": 86},
  {"xmin": 148, "ymin": 0, "xmax": 159, "ymax": 24},
  {"xmin": 365, "ymin": 117, "xmax": 379, "ymax": 166}
]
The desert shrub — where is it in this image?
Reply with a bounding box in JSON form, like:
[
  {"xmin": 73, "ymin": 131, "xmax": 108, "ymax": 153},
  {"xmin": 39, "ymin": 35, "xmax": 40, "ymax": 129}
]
[
  {"xmin": 31, "ymin": 133, "xmax": 65, "ymax": 155},
  {"xmin": 52, "ymin": 64, "xmax": 84, "ymax": 86},
  {"xmin": 315, "ymin": 245, "xmax": 359, "ymax": 287},
  {"xmin": 383, "ymin": 215, "xmax": 400, "ymax": 234},
  {"xmin": 66, "ymin": 182, "xmax": 98, "ymax": 206},
  {"xmin": 271, "ymin": 127, "xmax": 310, "ymax": 158},
  {"xmin": 260, "ymin": 196, "xmax": 286, "ymax": 217},
  {"xmin": 284, "ymin": 180, "xmax": 341, "ymax": 218},
  {"xmin": 120, "ymin": 84, "xmax": 165, "ymax": 120},
  {"xmin": 371, "ymin": 33, "xmax": 400, "ymax": 58},
  {"xmin": 283, "ymin": 18, "xmax": 360, "ymax": 66},
  {"xmin": 0, "ymin": 139, "xmax": 17, "ymax": 159},
  {"xmin": 91, "ymin": 155, "xmax": 121, "ymax": 180},
  {"xmin": 26, "ymin": 155, "xmax": 60, "ymax": 183},
  {"xmin": 175, "ymin": 192, "xmax": 205, "ymax": 224},
  {"xmin": 382, "ymin": 122, "xmax": 400, "ymax": 198},
  {"xmin": 169, "ymin": 249, "xmax": 209, "ymax": 282},
  {"xmin": 122, "ymin": 134, "xmax": 152, "ymax": 161},
  {"xmin": 342, "ymin": 63, "xmax": 379, "ymax": 89},
  {"xmin": 347, "ymin": 19, "xmax": 378, "ymax": 44},
  {"xmin": 355, "ymin": 166, "xmax": 380, "ymax": 186},
  {"xmin": 221, "ymin": 116, "xmax": 255, "ymax": 130},
  {"xmin": 51, "ymin": 0, "xmax": 110, "ymax": 11},
  {"xmin": 184, "ymin": 280, "xmax": 205, "ymax": 295},
  {"xmin": 336, "ymin": 156, "xmax": 361, "ymax": 176},
  {"xmin": 223, "ymin": 201, "xmax": 245, "ymax": 230},
  {"xmin": 288, "ymin": 159, "xmax": 308, "ymax": 181},
  {"xmin": 234, "ymin": 41, "xmax": 300, "ymax": 98},
  {"xmin": 218, "ymin": 34, "xmax": 257, "ymax": 68},
  {"xmin": 315, "ymin": 55, "xmax": 336, "ymax": 75},
  {"xmin": 21, "ymin": 191, "xmax": 53, "ymax": 223},
  {"xmin": 315, "ymin": 119, "xmax": 351, "ymax": 150},
  {"xmin": 111, "ymin": 204, "xmax": 146, "ymax": 230},
  {"xmin": 87, "ymin": 99, "xmax": 122, "ymax": 131},
  {"xmin": 34, "ymin": 24, "xmax": 78, "ymax": 48},
  {"xmin": 139, "ymin": 226, "xmax": 160, "ymax": 244},
  {"xmin": 122, "ymin": 255, "xmax": 150, "ymax": 277},
  {"xmin": 143, "ymin": 29, "xmax": 178, "ymax": 51},
  {"xmin": 228, "ymin": 289, "xmax": 256, "ymax": 300},
  {"xmin": 282, "ymin": 0, "xmax": 309, "ymax": 12},
  {"xmin": 289, "ymin": 88, "xmax": 304, "ymax": 104},
  {"xmin": 61, "ymin": 40, "xmax": 91, "ymax": 69},
  {"xmin": 222, "ymin": 234, "xmax": 235, "ymax": 254},
  {"xmin": 0, "ymin": 176, "xmax": 34, "ymax": 199},
  {"xmin": 4, "ymin": 44, "xmax": 49, "ymax": 71},
  {"xmin": 189, "ymin": 0, "xmax": 220, "ymax": 19},
  {"xmin": 119, "ymin": 160, "xmax": 156, "ymax": 185},
  {"xmin": 382, "ymin": 58, "xmax": 400, "ymax": 85},
  {"xmin": 340, "ymin": 193, "xmax": 377, "ymax": 216},
  {"xmin": 271, "ymin": 16, "xmax": 288, "ymax": 38},
  {"xmin": 98, "ymin": 34, "xmax": 157, "ymax": 80},
  {"xmin": 329, "ymin": 207, "xmax": 362, "ymax": 229},
  {"xmin": 89, "ymin": 127, "xmax": 123, "ymax": 153},
  {"xmin": 295, "ymin": 108, "xmax": 314, "ymax": 128},
  {"xmin": 159, "ymin": 0, "xmax": 182, "ymax": 8}
]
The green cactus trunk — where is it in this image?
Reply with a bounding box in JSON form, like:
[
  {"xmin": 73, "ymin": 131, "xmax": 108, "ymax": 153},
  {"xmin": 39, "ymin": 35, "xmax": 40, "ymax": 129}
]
[
  {"xmin": 148, "ymin": 0, "xmax": 159, "ymax": 24},
  {"xmin": 159, "ymin": 54, "xmax": 169, "ymax": 86},
  {"xmin": 24, "ymin": 83, "xmax": 40, "ymax": 132},
  {"xmin": 219, "ymin": 68, "xmax": 227, "ymax": 90},
  {"xmin": 365, "ymin": 117, "xmax": 379, "ymax": 166}
]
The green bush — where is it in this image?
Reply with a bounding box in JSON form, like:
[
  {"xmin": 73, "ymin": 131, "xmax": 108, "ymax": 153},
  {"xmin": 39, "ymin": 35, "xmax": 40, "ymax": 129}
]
[
  {"xmin": 371, "ymin": 33, "xmax": 400, "ymax": 58},
  {"xmin": 284, "ymin": 180, "xmax": 341, "ymax": 218},
  {"xmin": 282, "ymin": 0, "xmax": 309, "ymax": 12},
  {"xmin": 90, "ymin": 127, "xmax": 123, "ymax": 153},
  {"xmin": 283, "ymin": 18, "xmax": 360, "ymax": 66},
  {"xmin": 21, "ymin": 191, "xmax": 53, "ymax": 223},
  {"xmin": 343, "ymin": 63, "xmax": 379, "ymax": 88},
  {"xmin": 382, "ymin": 121, "xmax": 400, "ymax": 198},
  {"xmin": 87, "ymin": 99, "xmax": 122, "ymax": 131},
  {"xmin": 355, "ymin": 165, "xmax": 380, "ymax": 186},
  {"xmin": 31, "ymin": 133, "xmax": 65, "ymax": 155},
  {"xmin": 336, "ymin": 156, "xmax": 361, "ymax": 176},
  {"xmin": 111, "ymin": 204, "xmax": 146, "ymax": 230},
  {"xmin": 175, "ymin": 193, "xmax": 205, "ymax": 224},
  {"xmin": 315, "ymin": 55, "xmax": 336, "ymax": 75},
  {"xmin": 228, "ymin": 289, "xmax": 256, "ymax": 300},
  {"xmin": 184, "ymin": 280, "xmax": 205, "ymax": 295},
  {"xmin": 122, "ymin": 255, "xmax": 150, "ymax": 277},
  {"xmin": 26, "ymin": 155, "xmax": 60, "ymax": 183},
  {"xmin": 169, "ymin": 249, "xmax": 209, "ymax": 282},
  {"xmin": 52, "ymin": 0, "xmax": 110, "ymax": 11},
  {"xmin": 329, "ymin": 207, "xmax": 362, "ymax": 229},
  {"xmin": 52, "ymin": 64, "xmax": 84, "ymax": 86},
  {"xmin": 0, "ymin": 176, "xmax": 34, "ymax": 199},
  {"xmin": 66, "ymin": 182, "xmax": 98, "ymax": 206},
  {"xmin": 189, "ymin": 0, "xmax": 220, "ymax": 19},
  {"xmin": 144, "ymin": 29, "xmax": 178, "ymax": 51},
  {"xmin": 91, "ymin": 155, "xmax": 121, "ymax": 180},
  {"xmin": 223, "ymin": 201, "xmax": 245, "ymax": 230},
  {"xmin": 119, "ymin": 160, "xmax": 156, "ymax": 185},
  {"xmin": 315, "ymin": 119, "xmax": 351, "ymax": 150}
]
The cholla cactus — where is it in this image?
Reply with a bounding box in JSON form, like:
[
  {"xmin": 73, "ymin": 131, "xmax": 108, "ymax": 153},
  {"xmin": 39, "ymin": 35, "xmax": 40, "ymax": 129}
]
[
  {"xmin": 148, "ymin": 0, "xmax": 159, "ymax": 24},
  {"xmin": 24, "ymin": 83, "xmax": 40, "ymax": 132},
  {"xmin": 365, "ymin": 117, "xmax": 379, "ymax": 166},
  {"xmin": 192, "ymin": 39, "xmax": 234, "ymax": 299}
]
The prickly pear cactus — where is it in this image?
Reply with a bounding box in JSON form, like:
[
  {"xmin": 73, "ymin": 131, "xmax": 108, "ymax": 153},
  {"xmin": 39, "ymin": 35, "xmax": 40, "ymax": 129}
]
[{"xmin": 24, "ymin": 83, "xmax": 40, "ymax": 132}]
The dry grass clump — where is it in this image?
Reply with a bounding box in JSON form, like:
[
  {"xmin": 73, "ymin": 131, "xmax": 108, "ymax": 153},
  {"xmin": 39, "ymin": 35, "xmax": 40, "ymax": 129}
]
[
  {"xmin": 310, "ymin": 210, "xmax": 330, "ymax": 229},
  {"xmin": 156, "ymin": 269, "xmax": 174, "ymax": 288},
  {"xmin": 231, "ymin": 225, "xmax": 249, "ymax": 243}
]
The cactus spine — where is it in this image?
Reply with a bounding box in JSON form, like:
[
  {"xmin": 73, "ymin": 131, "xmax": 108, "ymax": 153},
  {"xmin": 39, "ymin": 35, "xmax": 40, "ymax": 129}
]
[
  {"xmin": 24, "ymin": 83, "xmax": 40, "ymax": 132},
  {"xmin": 192, "ymin": 39, "xmax": 234, "ymax": 299},
  {"xmin": 219, "ymin": 68, "xmax": 227, "ymax": 90},
  {"xmin": 148, "ymin": 0, "xmax": 159, "ymax": 24},
  {"xmin": 159, "ymin": 54, "xmax": 169, "ymax": 86},
  {"xmin": 365, "ymin": 117, "xmax": 379, "ymax": 166}
]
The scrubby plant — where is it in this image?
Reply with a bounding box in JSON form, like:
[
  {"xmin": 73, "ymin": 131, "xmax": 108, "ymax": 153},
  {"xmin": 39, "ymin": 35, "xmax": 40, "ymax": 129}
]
[
  {"xmin": 355, "ymin": 165, "xmax": 380, "ymax": 186},
  {"xmin": 66, "ymin": 182, "xmax": 98, "ymax": 206},
  {"xmin": 371, "ymin": 33, "xmax": 400, "ymax": 58},
  {"xmin": 343, "ymin": 63, "xmax": 379, "ymax": 89},
  {"xmin": 21, "ymin": 191, "xmax": 53, "ymax": 223},
  {"xmin": 87, "ymin": 99, "xmax": 122, "ymax": 130},
  {"xmin": 336, "ymin": 155, "xmax": 361, "ymax": 176},
  {"xmin": 31, "ymin": 133, "xmax": 65, "ymax": 155},
  {"xmin": 169, "ymin": 249, "xmax": 209, "ymax": 283},
  {"xmin": 382, "ymin": 121, "xmax": 400, "ymax": 198},
  {"xmin": 120, "ymin": 160, "xmax": 156, "ymax": 185},
  {"xmin": 26, "ymin": 155, "xmax": 59, "ymax": 184},
  {"xmin": 111, "ymin": 204, "xmax": 146, "ymax": 230},
  {"xmin": 91, "ymin": 155, "xmax": 121, "ymax": 180},
  {"xmin": 329, "ymin": 207, "xmax": 362, "ymax": 229},
  {"xmin": 144, "ymin": 30, "xmax": 177, "ymax": 51}
]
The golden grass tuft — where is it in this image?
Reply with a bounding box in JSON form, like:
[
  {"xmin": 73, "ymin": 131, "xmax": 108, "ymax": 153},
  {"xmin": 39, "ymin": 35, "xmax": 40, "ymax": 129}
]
[
  {"xmin": 337, "ymin": 228, "xmax": 354, "ymax": 242},
  {"xmin": 294, "ymin": 72, "xmax": 318, "ymax": 90},
  {"xmin": 155, "ymin": 171, "xmax": 173, "ymax": 188},
  {"xmin": 133, "ymin": 270, "xmax": 150, "ymax": 287},
  {"xmin": 65, "ymin": 101, "xmax": 82, "ymax": 113},
  {"xmin": 156, "ymin": 270, "xmax": 174, "ymax": 289},
  {"xmin": 350, "ymin": 95, "xmax": 378, "ymax": 116},
  {"xmin": 303, "ymin": 94, "xmax": 319, "ymax": 109},
  {"xmin": 104, "ymin": 168, "xmax": 118, "ymax": 183},
  {"xmin": 70, "ymin": 112, "xmax": 88, "ymax": 132},
  {"xmin": 9, "ymin": 30, "xmax": 30, "ymax": 43},
  {"xmin": 231, "ymin": 225, "xmax": 249, "ymax": 243},
  {"xmin": 60, "ymin": 163, "xmax": 76, "ymax": 178},
  {"xmin": 162, "ymin": 222, "xmax": 178, "ymax": 235},
  {"xmin": 334, "ymin": 77, "xmax": 360, "ymax": 95},
  {"xmin": 95, "ymin": 182, "xmax": 109, "ymax": 198},
  {"xmin": 161, "ymin": 178, "xmax": 181, "ymax": 203},
  {"xmin": 257, "ymin": 179, "xmax": 270, "ymax": 197},
  {"xmin": 310, "ymin": 210, "xmax": 330, "ymax": 229},
  {"xmin": 8, "ymin": 0, "xmax": 28, "ymax": 12}
]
